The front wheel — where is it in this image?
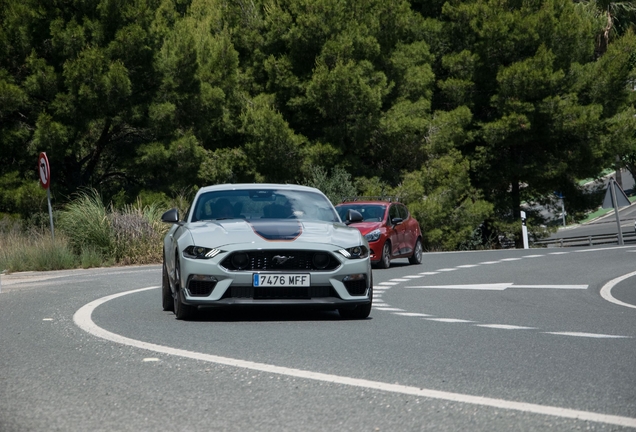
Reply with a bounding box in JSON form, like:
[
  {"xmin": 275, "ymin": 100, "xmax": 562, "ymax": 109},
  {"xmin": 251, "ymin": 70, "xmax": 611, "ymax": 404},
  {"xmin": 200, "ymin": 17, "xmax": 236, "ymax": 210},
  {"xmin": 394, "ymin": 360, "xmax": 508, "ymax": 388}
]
[
  {"xmin": 173, "ymin": 255, "xmax": 196, "ymax": 320},
  {"xmin": 408, "ymin": 238, "xmax": 423, "ymax": 265},
  {"xmin": 339, "ymin": 278, "xmax": 372, "ymax": 319},
  {"xmin": 162, "ymin": 256, "xmax": 174, "ymax": 312},
  {"xmin": 377, "ymin": 241, "xmax": 391, "ymax": 269}
]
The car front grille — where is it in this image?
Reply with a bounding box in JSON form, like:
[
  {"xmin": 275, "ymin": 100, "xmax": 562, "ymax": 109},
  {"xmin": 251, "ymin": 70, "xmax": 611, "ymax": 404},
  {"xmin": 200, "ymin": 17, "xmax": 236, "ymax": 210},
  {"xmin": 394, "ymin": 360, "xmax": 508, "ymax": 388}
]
[
  {"xmin": 220, "ymin": 250, "xmax": 340, "ymax": 271},
  {"xmin": 229, "ymin": 285, "xmax": 332, "ymax": 299},
  {"xmin": 343, "ymin": 279, "xmax": 367, "ymax": 296}
]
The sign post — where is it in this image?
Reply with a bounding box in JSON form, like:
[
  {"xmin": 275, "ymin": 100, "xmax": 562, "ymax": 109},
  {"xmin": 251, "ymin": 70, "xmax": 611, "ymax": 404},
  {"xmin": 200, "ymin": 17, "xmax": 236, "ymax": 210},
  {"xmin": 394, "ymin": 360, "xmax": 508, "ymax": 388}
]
[
  {"xmin": 38, "ymin": 152, "xmax": 54, "ymax": 242},
  {"xmin": 520, "ymin": 211, "xmax": 529, "ymax": 249},
  {"xmin": 601, "ymin": 177, "xmax": 631, "ymax": 246}
]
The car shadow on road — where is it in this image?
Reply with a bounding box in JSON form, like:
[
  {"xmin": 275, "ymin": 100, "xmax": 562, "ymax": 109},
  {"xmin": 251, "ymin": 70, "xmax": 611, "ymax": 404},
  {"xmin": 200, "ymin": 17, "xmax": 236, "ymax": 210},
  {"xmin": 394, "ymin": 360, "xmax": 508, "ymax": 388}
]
[{"xmin": 184, "ymin": 307, "xmax": 373, "ymax": 323}]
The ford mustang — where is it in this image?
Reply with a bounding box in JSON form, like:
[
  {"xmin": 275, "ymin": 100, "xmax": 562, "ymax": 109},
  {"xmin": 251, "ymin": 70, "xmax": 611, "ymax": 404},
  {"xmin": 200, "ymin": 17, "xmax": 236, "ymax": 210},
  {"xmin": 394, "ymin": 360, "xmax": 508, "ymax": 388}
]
[{"xmin": 161, "ymin": 184, "xmax": 373, "ymax": 320}]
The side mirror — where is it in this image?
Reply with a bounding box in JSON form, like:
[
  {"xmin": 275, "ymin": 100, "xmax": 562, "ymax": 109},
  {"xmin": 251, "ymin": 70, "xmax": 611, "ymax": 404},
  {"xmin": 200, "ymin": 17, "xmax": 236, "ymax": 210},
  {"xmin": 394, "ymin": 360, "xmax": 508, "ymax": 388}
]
[
  {"xmin": 391, "ymin": 217, "xmax": 403, "ymax": 226},
  {"xmin": 345, "ymin": 209, "xmax": 363, "ymax": 225},
  {"xmin": 161, "ymin": 208, "xmax": 180, "ymax": 224}
]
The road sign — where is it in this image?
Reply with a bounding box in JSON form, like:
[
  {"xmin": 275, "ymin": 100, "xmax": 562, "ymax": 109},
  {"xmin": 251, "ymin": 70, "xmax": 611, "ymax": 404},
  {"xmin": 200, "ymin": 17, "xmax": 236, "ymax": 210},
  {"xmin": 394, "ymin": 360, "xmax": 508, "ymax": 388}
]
[
  {"xmin": 602, "ymin": 178, "xmax": 631, "ymax": 208},
  {"xmin": 38, "ymin": 152, "xmax": 50, "ymax": 189},
  {"xmin": 37, "ymin": 152, "xmax": 55, "ymax": 241}
]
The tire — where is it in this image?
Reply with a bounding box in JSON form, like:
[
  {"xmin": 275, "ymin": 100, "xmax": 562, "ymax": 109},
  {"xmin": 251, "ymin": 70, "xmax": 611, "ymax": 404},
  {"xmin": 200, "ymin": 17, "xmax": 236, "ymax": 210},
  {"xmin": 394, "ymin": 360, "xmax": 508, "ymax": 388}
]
[
  {"xmin": 408, "ymin": 238, "xmax": 423, "ymax": 265},
  {"xmin": 173, "ymin": 254, "xmax": 196, "ymax": 320},
  {"xmin": 377, "ymin": 241, "xmax": 391, "ymax": 269},
  {"xmin": 339, "ymin": 279, "xmax": 372, "ymax": 320},
  {"xmin": 162, "ymin": 256, "xmax": 174, "ymax": 312}
]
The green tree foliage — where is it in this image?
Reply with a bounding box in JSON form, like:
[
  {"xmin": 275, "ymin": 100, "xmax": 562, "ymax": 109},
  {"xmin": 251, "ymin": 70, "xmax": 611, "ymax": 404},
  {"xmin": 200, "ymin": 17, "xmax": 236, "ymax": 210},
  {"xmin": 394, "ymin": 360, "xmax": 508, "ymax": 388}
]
[{"xmin": 2, "ymin": 0, "xmax": 635, "ymax": 250}]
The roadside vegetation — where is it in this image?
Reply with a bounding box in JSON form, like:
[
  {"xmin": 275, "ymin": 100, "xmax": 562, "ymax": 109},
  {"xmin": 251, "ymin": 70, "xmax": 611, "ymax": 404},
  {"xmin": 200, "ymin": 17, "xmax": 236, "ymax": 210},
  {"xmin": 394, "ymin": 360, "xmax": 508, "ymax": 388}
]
[{"xmin": 2, "ymin": 0, "xmax": 636, "ymax": 268}]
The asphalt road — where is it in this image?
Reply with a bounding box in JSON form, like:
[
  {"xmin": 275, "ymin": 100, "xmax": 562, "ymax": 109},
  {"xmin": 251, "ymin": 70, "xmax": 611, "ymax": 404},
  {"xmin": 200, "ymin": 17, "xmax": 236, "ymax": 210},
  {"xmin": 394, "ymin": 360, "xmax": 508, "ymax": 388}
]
[
  {"xmin": 1, "ymin": 246, "xmax": 635, "ymax": 431},
  {"xmin": 550, "ymin": 204, "xmax": 636, "ymax": 240}
]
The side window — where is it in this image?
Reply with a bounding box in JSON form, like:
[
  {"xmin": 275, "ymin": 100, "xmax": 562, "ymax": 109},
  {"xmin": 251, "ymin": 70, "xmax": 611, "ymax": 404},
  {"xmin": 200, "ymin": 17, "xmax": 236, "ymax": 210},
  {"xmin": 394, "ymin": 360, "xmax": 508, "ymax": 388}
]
[
  {"xmin": 389, "ymin": 204, "xmax": 400, "ymax": 222},
  {"xmin": 398, "ymin": 204, "xmax": 408, "ymax": 219}
]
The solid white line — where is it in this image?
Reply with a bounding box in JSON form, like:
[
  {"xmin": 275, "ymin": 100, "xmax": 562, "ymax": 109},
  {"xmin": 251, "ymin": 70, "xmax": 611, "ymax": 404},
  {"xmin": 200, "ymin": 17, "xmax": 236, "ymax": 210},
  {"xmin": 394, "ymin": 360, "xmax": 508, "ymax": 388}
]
[
  {"xmin": 511, "ymin": 285, "xmax": 588, "ymax": 290},
  {"xmin": 599, "ymin": 270, "xmax": 636, "ymax": 310},
  {"xmin": 73, "ymin": 287, "xmax": 636, "ymax": 429},
  {"xmin": 544, "ymin": 332, "xmax": 631, "ymax": 339},
  {"xmin": 575, "ymin": 246, "xmax": 636, "ymax": 253}
]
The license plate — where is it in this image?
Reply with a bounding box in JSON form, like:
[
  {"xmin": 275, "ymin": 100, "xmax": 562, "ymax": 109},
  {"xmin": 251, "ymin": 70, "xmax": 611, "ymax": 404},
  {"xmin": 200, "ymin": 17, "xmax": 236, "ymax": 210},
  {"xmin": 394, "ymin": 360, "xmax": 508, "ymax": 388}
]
[{"xmin": 253, "ymin": 274, "xmax": 310, "ymax": 287}]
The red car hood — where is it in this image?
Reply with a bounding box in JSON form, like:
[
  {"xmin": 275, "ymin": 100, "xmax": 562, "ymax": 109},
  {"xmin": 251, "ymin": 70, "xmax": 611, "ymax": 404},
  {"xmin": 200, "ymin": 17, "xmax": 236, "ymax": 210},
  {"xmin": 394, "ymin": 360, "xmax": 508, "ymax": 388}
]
[{"xmin": 347, "ymin": 221, "xmax": 383, "ymax": 235}]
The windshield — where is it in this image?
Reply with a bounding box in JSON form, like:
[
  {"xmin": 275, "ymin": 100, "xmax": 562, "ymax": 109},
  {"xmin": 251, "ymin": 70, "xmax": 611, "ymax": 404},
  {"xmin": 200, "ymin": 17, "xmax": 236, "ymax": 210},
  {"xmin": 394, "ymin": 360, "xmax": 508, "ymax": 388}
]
[
  {"xmin": 336, "ymin": 204, "xmax": 386, "ymax": 222},
  {"xmin": 191, "ymin": 189, "xmax": 340, "ymax": 223}
]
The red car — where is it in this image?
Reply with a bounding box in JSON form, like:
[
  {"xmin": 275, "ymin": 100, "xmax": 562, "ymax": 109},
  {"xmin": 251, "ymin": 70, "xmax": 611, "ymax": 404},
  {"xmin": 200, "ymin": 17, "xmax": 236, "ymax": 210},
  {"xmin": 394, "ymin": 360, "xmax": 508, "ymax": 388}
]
[{"xmin": 335, "ymin": 199, "xmax": 423, "ymax": 268}]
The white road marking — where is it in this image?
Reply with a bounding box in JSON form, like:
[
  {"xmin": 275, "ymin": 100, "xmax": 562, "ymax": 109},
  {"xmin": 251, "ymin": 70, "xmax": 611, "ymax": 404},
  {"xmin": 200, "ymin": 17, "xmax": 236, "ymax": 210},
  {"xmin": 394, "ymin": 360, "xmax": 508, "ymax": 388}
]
[
  {"xmin": 379, "ymin": 282, "xmax": 398, "ymax": 286},
  {"xmin": 478, "ymin": 261, "xmax": 499, "ymax": 265},
  {"xmin": 43, "ymin": 318, "xmax": 53, "ymax": 321},
  {"xmin": 390, "ymin": 279, "xmax": 410, "ymax": 282},
  {"xmin": 73, "ymin": 287, "xmax": 636, "ymax": 429},
  {"xmin": 474, "ymin": 324, "xmax": 536, "ymax": 330},
  {"xmin": 548, "ymin": 252, "xmax": 569, "ymax": 255},
  {"xmin": 501, "ymin": 258, "xmax": 522, "ymax": 261},
  {"xmin": 575, "ymin": 246, "xmax": 636, "ymax": 253},
  {"xmin": 407, "ymin": 283, "xmax": 587, "ymax": 291},
  {"xmin": 143, "ymin": 358, "xmax": 160, "ymax": 362},
  {"xmin": 544, "ymin": 332, "xmax": 631, "ymax": 339},
  {"xmin": 456, "ymin": 264, "xmax": 479, "ymax": 268},
  {"xmin": 419, "ymin": 272, "xmax": 439, "ymax": 275},
  {"xmin": 522, "ymin": 255, "xmax": 544, "ymax": 258},
  {"xmin": 436, "ymin": 268, "xmax": 457, "ymax": 272},
  {"xmin": 599, "ymin": 270, "xmax": 636, "ymax": 310},
  {"xmin": 393, "ymin": 312, "xmax": 431, "ymax": 317},
  {"xmin": 425, "ymin": 318, "xmax": 474, "ymax": 323},
  {"xmin": 404, "ymin": 275, "xmax": 423, "ymax": 279},
  {"xmin": 373, "ymin": 307, "xmax": 405, "ymax": 311}
]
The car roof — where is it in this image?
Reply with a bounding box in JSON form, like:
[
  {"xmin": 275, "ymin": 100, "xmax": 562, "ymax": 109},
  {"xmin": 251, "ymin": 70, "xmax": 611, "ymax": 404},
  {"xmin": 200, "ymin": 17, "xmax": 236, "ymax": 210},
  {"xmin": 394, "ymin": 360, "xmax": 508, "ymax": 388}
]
[
  {"xmin": 196, "ymin": 183, "xmax": 324, "ymax": 194},
  {"xmin": 336, "ymin": 201, "xmax": 392, "ymax": 206}
]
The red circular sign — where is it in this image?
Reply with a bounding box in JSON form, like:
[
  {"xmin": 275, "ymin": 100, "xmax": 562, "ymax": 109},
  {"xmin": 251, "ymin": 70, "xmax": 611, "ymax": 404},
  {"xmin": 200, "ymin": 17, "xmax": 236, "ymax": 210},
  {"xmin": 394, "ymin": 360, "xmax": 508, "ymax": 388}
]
[{"xmin": 38, "ymin": 152, "xmax": 51, "ymax": 189}]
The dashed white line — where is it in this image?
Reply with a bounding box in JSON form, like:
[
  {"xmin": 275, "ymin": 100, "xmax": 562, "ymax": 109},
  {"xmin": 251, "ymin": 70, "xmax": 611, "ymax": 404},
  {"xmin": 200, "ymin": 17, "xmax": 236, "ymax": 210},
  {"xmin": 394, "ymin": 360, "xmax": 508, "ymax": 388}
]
[
  {"xmin": 404, "ymin": 275, "xmax": 424, "ymax": 279},
  {"xmin": 544, "ymin": 332, "xmax": 631, "ymax": 339},
  {"xmin": 474, "ymin": 324, "xmax": 536, "ymax": 330},
  {"xmin": 522, "ymin": 255, "xmax": 544, "ymax": 258},
  {"xmin": 379, "ymin": 282, "xmax": 398, "ymax": 286},
  {"xmin": 548, "ymin": 252, "xmax": 569, "ymax": 255},
  {"xmin": 373, "ymin": 307, "xmax": 405, "ymax": 311},
  {"xmin": 501, "ymin": 258, "xmax": 522, "ymax": 261},
  {"xmin": 425, "ymin": 318, "xmax": 474, "ymax": 323},
  {"xmin": 419, "ymin": 272, "xmax": 439, "ymax": 275},
  {"xmin": 390, "ymin": 279, "xmax": 410, "ymax": 282},
  {"xmin": 456, "ymin": 264, "xmax": 479, "ymax": 268},
  {"xmin": 74, "ymin": 287, "xmax": 636, "ymax": 429},
  {"xmin": 394, "ymin": 312, "xmax": 431, "ymax": 317},
  {"xmin": 478, "ymin": 261, "xmax": 499, "ymax": 265},
  {"xmin": 436, "ymin": 268, "xmax": 458, "ymax": 272}
]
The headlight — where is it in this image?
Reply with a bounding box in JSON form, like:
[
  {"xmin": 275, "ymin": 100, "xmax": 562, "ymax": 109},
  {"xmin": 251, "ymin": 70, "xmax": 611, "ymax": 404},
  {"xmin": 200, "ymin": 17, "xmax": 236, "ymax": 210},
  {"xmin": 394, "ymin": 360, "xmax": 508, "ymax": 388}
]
[
  {"xmin": 337, "ymin": 246, "xmax": 369, "ymax": 259},
  {"xmin": 183, "ymin": 246, "xmax": 223, "ymax": 259},
  {"xmin": 364, "ymin": 229, "xmax": 381, "ymax": 242}
]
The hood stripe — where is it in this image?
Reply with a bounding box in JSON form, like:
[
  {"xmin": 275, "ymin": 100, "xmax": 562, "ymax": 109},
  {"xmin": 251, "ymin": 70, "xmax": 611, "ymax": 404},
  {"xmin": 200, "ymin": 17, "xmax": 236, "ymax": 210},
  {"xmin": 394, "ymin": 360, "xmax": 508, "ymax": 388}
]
[{"xmin": 248, "ymin": 220, "xmax": 302, "ymax": 241}]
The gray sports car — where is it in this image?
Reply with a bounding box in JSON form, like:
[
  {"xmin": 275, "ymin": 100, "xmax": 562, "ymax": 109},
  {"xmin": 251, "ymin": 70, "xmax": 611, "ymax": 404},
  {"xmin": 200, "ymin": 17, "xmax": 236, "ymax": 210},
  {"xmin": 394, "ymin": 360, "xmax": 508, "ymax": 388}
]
[{"xmin": 161, "ymin": 183, "xmax": 373, "ymax": 320}]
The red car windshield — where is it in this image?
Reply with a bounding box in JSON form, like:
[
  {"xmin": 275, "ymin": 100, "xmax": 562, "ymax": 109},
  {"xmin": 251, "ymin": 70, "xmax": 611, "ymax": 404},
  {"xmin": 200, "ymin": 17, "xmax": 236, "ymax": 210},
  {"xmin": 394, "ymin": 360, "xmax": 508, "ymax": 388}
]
[{"xmin": 336, "ymin": 204, "xmax": 386, "ymax": 222}]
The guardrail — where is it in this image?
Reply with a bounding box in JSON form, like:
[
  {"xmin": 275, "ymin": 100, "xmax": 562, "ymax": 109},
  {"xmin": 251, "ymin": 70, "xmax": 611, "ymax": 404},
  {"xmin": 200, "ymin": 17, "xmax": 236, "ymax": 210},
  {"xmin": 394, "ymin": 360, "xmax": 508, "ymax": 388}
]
[{"xmin": 532, "ymin": 231, "xmax": 636, "ymax": 248}]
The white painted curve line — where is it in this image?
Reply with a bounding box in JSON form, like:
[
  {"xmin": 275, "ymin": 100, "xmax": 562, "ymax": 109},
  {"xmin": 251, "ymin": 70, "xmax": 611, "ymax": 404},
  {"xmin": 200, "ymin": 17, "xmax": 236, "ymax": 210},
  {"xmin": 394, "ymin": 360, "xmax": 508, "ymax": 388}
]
[
  {"xmin": 73, "ymin": 286, "xmax": 636, "ymax": 429},
  {"xmin": 600, "ymin": 270, "xmax": 636, "ymax": 310},
  {"xmin": 544, "ymin": 332, "xmax": 631, "ymax": 339}
]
